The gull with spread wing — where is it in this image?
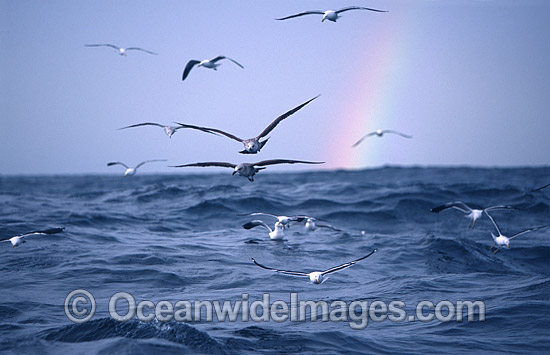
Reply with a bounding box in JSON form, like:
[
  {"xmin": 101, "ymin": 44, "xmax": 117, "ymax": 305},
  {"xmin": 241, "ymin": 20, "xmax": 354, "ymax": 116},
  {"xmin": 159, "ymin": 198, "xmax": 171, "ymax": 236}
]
[
  {"xmin": 430, "ymin": 201, "xmax": 517, "ymax": 229},
  {"xmin": 276, "ymin": 6, "xmax": 387, "ymax": 22},
  {"xmin": 85, "ymin": 44, "xmax": 157, "ymax": 56},
  {"xmin": 484, "ymin": 211, "xmax": 548, "ymax": 254},
  {"xmin": 107, "ymin": 160, "xmax": 167, "ymax": 177},
  {"xmin": 182, "ymin": 56, "xmax": 243, "ymax": 81},
  {"xmin": 1, "ymin": 228, "xmax": 65, "ymax": 248}
]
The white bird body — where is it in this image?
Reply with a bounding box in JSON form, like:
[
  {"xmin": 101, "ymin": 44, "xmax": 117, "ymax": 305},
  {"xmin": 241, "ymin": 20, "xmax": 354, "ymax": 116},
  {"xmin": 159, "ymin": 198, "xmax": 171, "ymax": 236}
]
[
  {"xmin": 243, "ymin": 220, "xmax": 285, "ymax": 240},
  {"xmin": 485, "ymin": 211, "xmax": 549, "ymax": 253},
  {"xmin": 491, "ymin": 233, "xmax": 510, "ymax": 249},
  {"xmin": 198, "ymin": 59, "xmax": 220, "ymax": 69},
  {"xmin": 123, "ymin": 168, "xmax": 136, "ymax": 177},
  {"xmin": 304, "ymin": 217, "xmax": 341, "ymax": 232},
  {"xmin": 107, "ymin": 160, "xmax": 167, "ymax": 177},
  {"xmin": 322, "ymin": 10, "xmax": 338, "ymax": 22},
  {"xmin": 8, "ymin": 236, "xmax": 25, "ymax": 248}
]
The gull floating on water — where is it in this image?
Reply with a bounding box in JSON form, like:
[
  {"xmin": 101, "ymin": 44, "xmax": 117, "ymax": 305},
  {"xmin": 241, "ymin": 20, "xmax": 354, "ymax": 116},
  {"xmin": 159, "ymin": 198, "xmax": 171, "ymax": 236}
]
[
  {"xmin": 107, "ymin": 160, "xmax": 167, "ymax": 177},
  {"xmin": 352, "ymin": 129, "xmax": 412, "ymax": 147},
  {"xmin": 118, "ymin": 122, "xmax": 217, "ymax": 139},
  {"xmin": 303, "ymin": 217, "xmax": 342, "ymax": 232},
  {"xmin": 182, "ymin": 56, "xmax": 244, "ymax": 81},
  {"xmin": 243, "ymin": 220, "xmax": 286, "ymax": 240},
  {"xmin": 85, "ymin": 44, "xmax": 157, "ymax": 56},
  {"xmin": 171, "ymin": 159, "xmax": 324, "ymax": 182},
  {"xmin": 276, "ymin": 6, "xmax": 387, "ymax": 22},
  {"xmin": 177, "ymin": 95, "xmax": 319, "ymax": 154},
  {"xmin": 251, "ymin": 249, "xmax": 377, "ymax": 284},
  {"xmin": 430, "ymin": 201, "xmax": 517, "ymax": 229},
  {"xmin": 1, "ymin": 228, "xmax": 65, "ymax": 248},
  {"xmin": 484, "ymin": 211, "xmax": 548, "ymax": 254}
]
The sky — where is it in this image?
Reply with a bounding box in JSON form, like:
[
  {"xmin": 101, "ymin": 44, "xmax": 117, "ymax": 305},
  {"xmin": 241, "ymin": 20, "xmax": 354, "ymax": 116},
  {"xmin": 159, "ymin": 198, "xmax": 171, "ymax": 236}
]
[{"xmin": 1, "ymin": 0, "xmax": 549, "ymax": 175}]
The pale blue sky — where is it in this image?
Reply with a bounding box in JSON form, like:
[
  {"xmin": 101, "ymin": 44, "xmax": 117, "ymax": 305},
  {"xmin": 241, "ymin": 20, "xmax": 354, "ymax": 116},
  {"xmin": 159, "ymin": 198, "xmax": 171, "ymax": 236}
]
[{"xmin": 1, "ymin": 0, "xmax": 549, "ymax": 174}]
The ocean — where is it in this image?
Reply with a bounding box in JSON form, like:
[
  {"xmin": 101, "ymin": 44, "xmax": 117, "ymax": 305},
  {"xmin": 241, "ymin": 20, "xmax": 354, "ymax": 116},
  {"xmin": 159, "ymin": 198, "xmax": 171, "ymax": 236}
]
[{"xmin": 0, "ymin": 167, "xmax": 549, "ymax": 354}]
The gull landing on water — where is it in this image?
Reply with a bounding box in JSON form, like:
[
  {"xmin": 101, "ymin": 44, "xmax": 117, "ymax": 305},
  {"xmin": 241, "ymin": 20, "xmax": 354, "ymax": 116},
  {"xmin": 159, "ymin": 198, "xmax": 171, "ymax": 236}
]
[
  {"xmin": 171, "ymin": 159, "xmax": 324, "ymax": 182},
  {"xmin": 430, "ymin": 201, "xmax": 517, "ymax": 229},
  {"xmin": 303, "ymin": 217, "xmax": 341, "ymax": 232},
  {"xmin": 243, "ymin": 220, "xmax": 286, "ymax": 240},
  {"xmin": 251, "ymin": 249, "xmax": 377, "ymax": 284},
  {"xmin": 118, "ymin": 122, "xmax": 218, "ymax": 139},
  {"xmin": 1, "ymin": 228, "xmax": 65, "ymax": 248},
  {"xmin": 177, "ymin": 95, "xmax": 319, "ymax": 154},
  {"xmin": 352, "ymin": 130, "xmax": 412, "ymax": 148},
  {"xmin": 238, "ymin": 213, "xmax": 310, "ymax": 229},
  {"xmin": 276, "ymin": 6, "xmax": 387, "ymax": 22},
  {"xmin": 182, "ymin": 56, "xmax": 244, "ymax": 81},
  {"xmin": 85, "ymin": 44, "xmax": 157, "ymax": 56},
  {"xmin": 107, "ymin": 160, "xmax": 167, "ymax": 177},
  {"xmin": 484, "ymin": 211, "xmax": 549, "ymax": 254}
]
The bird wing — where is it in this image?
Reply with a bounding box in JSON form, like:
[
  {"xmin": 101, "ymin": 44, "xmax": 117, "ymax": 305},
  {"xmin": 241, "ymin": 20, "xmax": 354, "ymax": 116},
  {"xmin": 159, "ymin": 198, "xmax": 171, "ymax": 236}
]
[
  {"xmin": 118, "ymin": 122, "xmax": 164, "ymax": 130},
  {"xmin": 251, "ymin": 258, "xmax": 309, "ymax": 277},
  {"xmin": 430, "ymin": 201, "xmax": 472, "ymax": 214},
  {"xmin": 257, "ymin": 95, "xmax": 320, "ymax": 139},
  {"xmin": 533, "ymin": 183, "xmax": 550, "ymax": 192},
  {"xmin": 509, "ymin": 225, "xmax": 549, "ymax": 239},
  {"xmin": 336, "ymin": 6, "xmax": 388, "ymax": 14},
  {"xmin": 383, "ymin": 130, "xmax": 412, "ymax": 138},
  {"xmin": 351, "ymin": 132, "xmax": 378, "ymax": 147},
  {"xmin": 243, "ymin": 220, "xmax": 272, "ymax": 232},
  {"xmin": 125, "ymin": 47, "xmax": 158, "ymax": 55},
  {"xmin": 210, "ymin": 56, "xmax": 244, "ymax": 69},
  {"xmin": 107, "ymin": 161, "xmax": 129, "ymax": 169},
  {"xmin": 484, "ymin": 205, "xmax": 518, "ymax": 212},
  {"xmin": 275, "ymin": 11, "xmax": 326, "ymax": 20},
  {"xmin": 182, "ymin": 60, "xmax": 201, "ymax": 81},
  {"xmin": 316, "ymin": 223, "xmax": 342, "ymax": 232},
  {"xmin": 135, "ymin": 159, "xmax": 167, "ymax": 170},
  {"xmin": 322, "ymin": 249, "xmax": 377, "ymax": 275},
  {"xmin": 240, "ymin": 212, "xmax": 279, "ymax": 219},
  {"xmin": 483, "ymin": 211, "xmax": 502, "ymax": 236},
  {"xmin": 85, "ymin": 44, "xmax": 120, "ymax": 50},
  {"xmin": 18, "ymin": 227, "xmax": 65, "ymax": 239},
  {"xmin": 254, "ymin": 159, "xmax": 324, "ymax": 167},
  {"xmin": 170, "ymin": 162, "xmax": 236, "ymax": 169},
  {"xmin": 174, "ymin": 122, "xmax": 243, "ymax": 141}
]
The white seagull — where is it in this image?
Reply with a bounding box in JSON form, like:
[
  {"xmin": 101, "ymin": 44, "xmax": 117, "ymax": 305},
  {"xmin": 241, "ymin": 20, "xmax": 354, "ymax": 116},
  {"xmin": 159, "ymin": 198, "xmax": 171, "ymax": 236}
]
[
  {"xmin": 243, "ymin": 220, "xmax": 286, "ymax": 240},
  {"xmin": 484, "ymin": 211, "xmax": 549, "ymax": 254},
  {"xmin": 238, "ymin": 213, "xmax": 312, "ymax": 228},
  {"xmin": 352, "ymin": 129, "xmax": 412, "ymax": 147},
  {"xmin": 118, "ymin": 122, "xmax": 217, "ymax": 139},
  {"xmin": 177, "ymin": 95, "xmax": 319, "ymax": 154},
  {"xmin": 107, "ymin": 160, "xmax": 167, "ymax": 177},
  {"xmin": 276, "ymin": 6, "xmax": 387, "ymax": 22},
  {"xmin": 303, "ymin": 217, "xmax": 342, "ymax": 232},
  {"xmin": 1, "ymin": 228, "xmax": 65, "ymax": 248},
  {"xmin": 251, "ymin": 249, "xmax": 377, "ymax": 284},
  {"xmin": 171, "ymin": 159, "xmax": 324, "ymax": 182},
  {"xmin": 182, "ymin": 56, "xmax": 244, "ymax": 81},
  {"xmin": 430, "ymin": 201, "xmax": 517, "ymax": 229},
  {"xmin": 85, "ymin": 44, "xmax": 157, "ymax": 56}
]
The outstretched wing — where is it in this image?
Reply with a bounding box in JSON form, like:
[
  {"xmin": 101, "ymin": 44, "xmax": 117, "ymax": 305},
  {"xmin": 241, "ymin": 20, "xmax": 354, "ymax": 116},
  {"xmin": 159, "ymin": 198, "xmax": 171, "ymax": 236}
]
[
  {"xmin": 322, "ymin": 249, "xmax": 377, "ymax": 275},
  {"xmin": 182, "ymin": 60, "xmax": 201, "ymax": 81},
  {"xmin": 170, "ymin": 162, "xmax": 236, "ymax": 169},
  {"xmin": 316, "ymin": 223, "xmax": 342, "ymax": 232},
  {"xmin": 125, "ymin": 47, "xmax": 158, "ymax": 55},
  {"xmin": 430, "ymin": 201, "xmax": 472, "ymax": 214},
  {"xmin": 383, "ymin": 130, "xmax": 412, "ymax": 138},
  {"xmin": 275, "ymin": 10, "xmax": 325, "ymax": 20},
  {"xmin": 533, "ymin": 183, "xmax": 550, "ymax": 192},
  {"xmin": 336, "ymin": 6, "xmax": 388, "ymax": 14},
  {"xmin": 351, "ymin": 132, "xmax": 378, "ymax": 147},
  {"xmin": 240, "ymin": 212, "xmax": 278, "ymax": 219},
  {"xmin": 135, "ymin": 159, "xmax": 167, "ymax": 170},
  {"xmin": 118, "ymin": 122, "xmax": 164, "ymax": 130},
  {"xmin": 254, "ymin": 159, "xmax": 324, "ymax": 167},
  {"xmin": 251, "ymin": 258, "xmax": 309, "ymax": 277},
  {"xmin": 484, "ymin": 205, "xmax": 518, "ymax": 212},
  {"xmin": 85, "ymin": 43, "xmax": 120, "ymax": 50},
  {"xmin": 509, "ymin": 225, "xmax": 549, "ymax": 240},
  {"xmin": 107, "ymin": 161, "xmax": 129, "ymax": 169},
  {"xmin": 243, "ymin": 220, "xmax": 272, "ymax": 232},
  {"xmin": 257, "ymin": 95, "xmax": 320, "ymax": 139},
  {"xmin": 173, "ymin": 122, "xmax": 221, "ymax": 136},
  {"xmin": 210, "ymin": 56, "xmax": 244, "ymax": 69},
  {"xmin": 175, "ymin": 122, "xmax": 243, "ymax": 142},
  {"xmin": 18, "ymin": 227, "xmax": 65, "ymax": 239},
  {"xmin": 484, "ymin": 211, "xmax": 502, "ymax": 236}
]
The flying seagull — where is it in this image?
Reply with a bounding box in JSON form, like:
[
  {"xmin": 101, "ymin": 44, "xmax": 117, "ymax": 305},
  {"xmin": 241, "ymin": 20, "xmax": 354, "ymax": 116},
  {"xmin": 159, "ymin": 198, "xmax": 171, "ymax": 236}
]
[
  {"xmin": 238, "ymin": 213, "xmax": 312, "ymax": 228},
  {"xmin": 533, "ymin": 183, "xmax": 550, "ymax": 192},
  {"xmin": 176, "ymin": 95, "xmax": 319, "ymax": 154},
  {"xmin": 1, "ymin": 228, "xmax": 65, "ymax": 248},
  {"xmin": 182, "ymin": 56, "xmax": 244, "ymax": 81},
  {"xmin": 107, "ymin": 160, "xmax": 167, "ymax": 177},
  {"xmin": 85, "ymin": 44, "xmax": 157, "ymax": 56},
  {"xmin": 484, "ymin": 211, "xmax": 549, "ymax": 254},
  {"xmin": 276, "ymin": 6, "xmax": 387, "ymax": 22},
  {"xmin": 303, "ymin": 217, "xmax": 342, "ymax": 232},
  {"xmin": 171, "ymin": 159, "xmax": 324, "ymax": 182},
  {"xmin": 243, "ymin": 220, "xmax": 286, "ymax": 240},
  {"xmin": 352, "ymin": 129, "xmax": 412, "ymax": 148},
  {"xmin": 118, "ymin": 122, "xmax": 218, "ymax": 139},
  {"xmin": 251, "ymin": 249, "xmax": 377, "ymax": 284},
  {"xmin": 430, "ymin": 201, "xmax": 517, "ymax": 229}
]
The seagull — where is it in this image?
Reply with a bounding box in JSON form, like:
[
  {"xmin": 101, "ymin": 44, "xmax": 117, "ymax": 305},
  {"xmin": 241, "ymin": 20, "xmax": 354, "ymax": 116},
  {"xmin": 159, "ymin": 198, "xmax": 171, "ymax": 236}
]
[
  {"xmin": 352, "ymin": 129, "xmax": 412, "ymax": 147},
  {"xmin": 303, "ymin": 217, "xmax": 341, "ymax": 232},
  {"xmin": 85, "ymin": 44, "xmax": 157, "ymax": 56},
  {"xmin": 176, "ymin": 95, "xmax": 319, "ymax": 154},
  {"xmin": 430, "ymin": 201, "xmax": 517, "ymax": 229},
  {"xmin": 484, "ymin": 211, "xmax": 549, "ymax": 254},
  {"xmin": 182, "ymin": 56, "xmax": 244, "ymax": 81},
  {"xmin": 1, "ymin": 228, "xmax": 65, "ymax": 248},
  {"xmin": 238, "ymin": 213, "xmax": 309, "ymax": 228},
  {"xmin": 243, "ymin": 220, "xmax": 286, "ymax": 240},
  {"xmin": 118, "ymin": 122, "xmax": 217, "ymax": 139},
  {"xmin": 276, "ymin": 6, "xmax": 387, "ymax": 22},
  {"xmin": 533, "ymin": 183, "xmax": 550, "ymax": 192},
  {"xmin": 107, "ymin": 160, "xmax": 167, "ymax": 177},
  {"xmin": 171, "ymin": 159, "xmax": 324, "ymax": 182},
  {"xmin": 251, "ymin": 249, "xmax": 377, "ymax": 284}
]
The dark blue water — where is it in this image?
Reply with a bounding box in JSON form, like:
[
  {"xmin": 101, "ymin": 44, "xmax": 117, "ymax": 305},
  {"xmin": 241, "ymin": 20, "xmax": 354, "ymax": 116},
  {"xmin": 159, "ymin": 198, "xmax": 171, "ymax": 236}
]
[{"xmin": 1, "ymin": 167, "xmax": 549, "ymax": 354}]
